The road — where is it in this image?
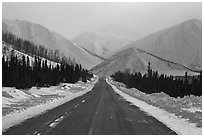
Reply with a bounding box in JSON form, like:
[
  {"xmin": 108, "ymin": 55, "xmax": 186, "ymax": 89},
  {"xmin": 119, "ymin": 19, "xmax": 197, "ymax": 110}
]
[{"xmin": 3, "ymin": 78, "xmax": 177, "ymax": 135}]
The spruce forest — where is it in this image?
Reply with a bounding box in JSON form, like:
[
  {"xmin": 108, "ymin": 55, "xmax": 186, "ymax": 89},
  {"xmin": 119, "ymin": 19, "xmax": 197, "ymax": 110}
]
[
  {"xmin": 2, "ymin": 31, "xmax": 93, "ymax": 89},
  {"xmin": 111, "ymin": 62, "xmax": 202, "ymax": 98}
]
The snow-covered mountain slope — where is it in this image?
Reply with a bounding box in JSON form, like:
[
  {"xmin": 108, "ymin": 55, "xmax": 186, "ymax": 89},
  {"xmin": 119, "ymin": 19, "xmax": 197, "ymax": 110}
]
[
  {"xmin": 2, "ymin": 42, "xmax": 59, "ymax": 67},
  {"xmin": 91, "ymin": 48, "xmax": 146, "ymax": 76},
  {"xmin": 92, "ymin": 19, "xmax": 201, "ymax": 76},
  {"xmin": 127, "ymin": 19, "xmax": 202, "ymax": 71},
  {"xmin": 72, "ymin": 31, "xmax": 131, "ymax": 58},
  {"xmin": 91, "ymin": 47, "xmax": 198, "ymax": 76},
  {"xmin": 2, "ymin": 19, "xmax": 102, "ymax": 69}
]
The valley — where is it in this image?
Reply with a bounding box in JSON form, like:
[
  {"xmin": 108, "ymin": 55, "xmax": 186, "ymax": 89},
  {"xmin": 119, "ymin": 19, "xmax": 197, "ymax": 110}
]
[{"xmin": 2, "ymin": 3, "xmax": 202, "ymax": 135}]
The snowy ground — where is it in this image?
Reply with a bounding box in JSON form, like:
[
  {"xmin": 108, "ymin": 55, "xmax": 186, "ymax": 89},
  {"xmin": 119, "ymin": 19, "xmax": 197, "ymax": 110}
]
[
  {"xmin": 107, "ymin": 77, "xmax": 202, "ymax": 135},
  {"xmin": 2, "ymin": 42, "xmax": 59, "ymax": 67},
  {"xmin": 2, "ymin": 76, "xmax": 98, "ymax": 131}
]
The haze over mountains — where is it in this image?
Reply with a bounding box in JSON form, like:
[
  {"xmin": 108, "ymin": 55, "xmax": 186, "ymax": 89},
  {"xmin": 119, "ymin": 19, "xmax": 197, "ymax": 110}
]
[
  {"xmin": 2, "ymin": 19, "xmax": 202, "ymax": 76},
  {"xmin": 97, "ymin": 24, "xmax": 144, "ymax": 41},
  {"xmin": 72, "ymin": 24, "xmax": 143, "ymax": 58},
  {"xmin": 92, "ymin": 19, "xmax": 202, "ymax": 76},
  {"xmin": 72, "ymin": 31, "xmax": 130, "ymax": 58},
  {"xmin": 2, "ymin": 19, "xmax": 102, "ymax": 69}
]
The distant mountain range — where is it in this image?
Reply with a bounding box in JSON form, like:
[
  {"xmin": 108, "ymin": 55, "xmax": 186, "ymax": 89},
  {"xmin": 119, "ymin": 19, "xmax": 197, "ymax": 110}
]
[
  {"xmin": 72, "ymin": 24, "xmax": 143, "ymax": 58},
  {"xmin": 72, "ymin": 31, "xmax": 131, "ymax": 58},
  {"xmin": 2, "ymin": 19, "xmax": 102, "ymax": 69},
  {"xmin": 2, "ymin": 19, "xmax": 202, "ymax": 76},
  {"xmin": 92, "ymin": 19, "xmax": 202, "ymax": 76}
]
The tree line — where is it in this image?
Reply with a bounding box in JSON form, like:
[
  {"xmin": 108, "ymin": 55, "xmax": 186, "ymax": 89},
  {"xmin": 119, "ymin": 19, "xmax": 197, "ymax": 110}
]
[
  {"xmin": 111, "ymin": 62, "xmax": 202, "ymax": 97},
  {"xmin": 2, "ymin": 54, "xmax": 93, "ymax": 89},
  {"xmin": 2, "ymin": 31, "xmax": 72, "ymax": 63},
  {"xmin": 2, "ymin": 31, "xmax": 93, "ymax": 89}
]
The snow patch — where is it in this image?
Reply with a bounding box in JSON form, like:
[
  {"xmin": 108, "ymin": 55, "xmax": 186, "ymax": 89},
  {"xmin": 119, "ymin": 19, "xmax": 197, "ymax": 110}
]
[
  {"xmin": 2, "ymin": 97, "xmax": 17, "ymax": 107},
  {"xmin": 2, "ymin": 87, "xmax": 31, "ymax": 100},
  {"xmin": 181, "ymin": 107, "xmax": 202, "ymax": 113},
  {"xmin": 82, "ymin": 100, "xmax": 85, "ymax": 103}
]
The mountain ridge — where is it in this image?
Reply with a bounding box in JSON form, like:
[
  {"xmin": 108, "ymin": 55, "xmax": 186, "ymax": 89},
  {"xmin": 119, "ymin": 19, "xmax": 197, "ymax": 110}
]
[
  {"xmin": 72, "ymin": 30, "xmax": 132, "ymax": 58},
  {"xmin": 2, "ymin": 19, "xmax": 103, "ymax": 69},
  {"xmin": 92, "ymin": 19, "xmax": 202, "ymax": 76}
]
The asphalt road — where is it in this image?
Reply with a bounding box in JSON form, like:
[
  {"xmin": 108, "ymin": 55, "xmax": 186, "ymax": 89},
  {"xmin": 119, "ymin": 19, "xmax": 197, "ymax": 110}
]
[{"xmin": 3, "ymin": 78, "xmax": 177, "ymax": 135}]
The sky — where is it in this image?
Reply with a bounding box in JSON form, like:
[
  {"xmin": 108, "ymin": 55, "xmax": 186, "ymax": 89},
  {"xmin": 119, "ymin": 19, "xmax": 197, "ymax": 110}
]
[{"xmin": 2, "ymin": 2, "xmax": 202, "ymax": 39}]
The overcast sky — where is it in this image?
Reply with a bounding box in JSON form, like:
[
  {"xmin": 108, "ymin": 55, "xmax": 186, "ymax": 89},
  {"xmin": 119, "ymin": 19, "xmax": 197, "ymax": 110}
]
[{"xmin": 3, "ymin": 2, "xmax": 202, "ymax": 39}]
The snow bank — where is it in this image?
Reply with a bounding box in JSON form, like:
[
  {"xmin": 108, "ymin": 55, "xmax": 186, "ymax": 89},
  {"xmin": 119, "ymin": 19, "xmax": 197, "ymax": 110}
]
[
  {"xmin": 2, "ymin": 97, "xmax": 17, "ymax": 107},
  {"xmin": 28, "ymin": 86, "xmax": 60, "ymax": 96},
  {"xmin": 2, "ymin": 87, "xmax": 31, "ymax": 100},
  {"xmin": 2, "ymin": 77, "xmax": 98, "ymax": 131},
  {"xmin": 106, "ymin": 78, "xmax": 202, "ymax": 135},
  {"xmin": 2, "ymin": 84, "xmax": 95, "ymax": 131}
]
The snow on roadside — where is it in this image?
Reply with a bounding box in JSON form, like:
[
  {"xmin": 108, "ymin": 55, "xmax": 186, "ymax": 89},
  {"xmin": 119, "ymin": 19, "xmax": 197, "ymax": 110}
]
[
  {"xmin": 2, "ymin": 77, "xmax": 98, "ymax": 131},
  {"xmin": 106, "ymin": 78, "xmax": 202, "ymax": 135},
  {"xmin": 2, "ymin": 87, "xmax": 31, "ymax": 100},
  {"xmin": 28, "ymin": 86, "xmax": 62, "ymax": 96},
  {"xmin": 181, "ymin": 107, "xmax": 202, "ymax": 113},
  {"xmin": 2, "ymin": 97, "xmax": 17, "ymax": 107}
]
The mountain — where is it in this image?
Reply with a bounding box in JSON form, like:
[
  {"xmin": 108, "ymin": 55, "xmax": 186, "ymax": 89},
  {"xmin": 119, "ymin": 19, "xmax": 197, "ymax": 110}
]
[
  {"xmin": 91, "ymin": 47, "xmax": 198, "ymax": 77},
  {"xmin": 91, "ymin": 48, "xmax": 147, "ymax": 76},
  {"xmin": 2, "ymin": 41, "xmax": 59, "ymax": 67},
  {"xmin": 72, "ymin": 24, "xmax": 144, "ymax": 58},
  {"xmin": 92, "ymin": 19, "xmax": 202, "ymax": 76},
  {"xmin": 72, "ymin": 31, "xmax": 130, "ymax": 58},
  {"xmin": 128, "ymin": 19, "xmax": 202, "ymax": 71},
  {"xmin": 2, "ymin": 19, "xmax": 102, "ymax": 69}
]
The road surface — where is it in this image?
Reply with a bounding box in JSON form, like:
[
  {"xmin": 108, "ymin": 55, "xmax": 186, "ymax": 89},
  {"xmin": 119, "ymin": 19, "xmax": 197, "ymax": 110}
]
[{"xmin": 3, "ymin": 78, "xmax": 177, "ymax": 135}]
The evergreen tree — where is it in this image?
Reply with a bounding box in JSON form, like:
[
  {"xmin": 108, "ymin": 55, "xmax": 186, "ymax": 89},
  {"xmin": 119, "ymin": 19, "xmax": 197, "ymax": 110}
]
[
  {"xmin": 111, "ymin": 69, "xmax": 202, "ymax": 98},
  {"xmin": 2, "ymin": 31, "xmax": 94, "ymax": 89}
]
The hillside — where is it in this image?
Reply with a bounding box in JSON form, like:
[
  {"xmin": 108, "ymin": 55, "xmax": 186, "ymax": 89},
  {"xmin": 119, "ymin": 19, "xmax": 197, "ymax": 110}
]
[
  {"xmin": 91, "ymin": 47, "xmax": 198, "ymax": 76},
  {"xmin": 2, "ymin": 41, "xmax": 59, "ymax": 67},
  {"xmin": 2, "ymin": 19, "xmax": 102, "ymax": 69},
  {"xmin": 92, "ymin": 19, "xmax": 202, "ymax": 76},
  {"xmin": 72, "ymin": 24, "xmax": 143, "ymax": 58},
  {"xmin": 126, "ymin": 19, "xmax": 202, "ymax": 71},
  {"xmin": 72, "ymin": 31, "xmax": 130, "ymax": 58},
  {"xmin": 91, "ymin": 48, "xmax": 146, "ymax": 76}
]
